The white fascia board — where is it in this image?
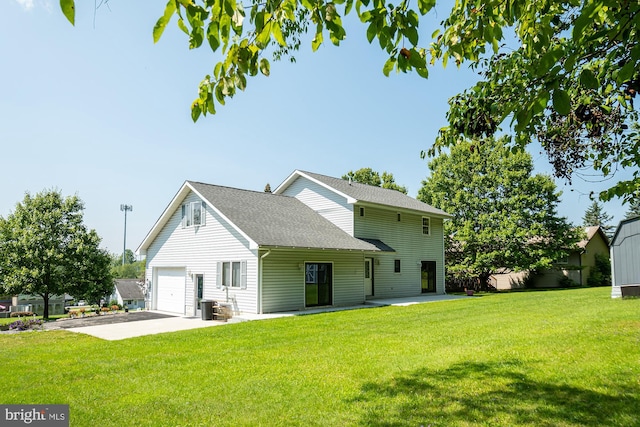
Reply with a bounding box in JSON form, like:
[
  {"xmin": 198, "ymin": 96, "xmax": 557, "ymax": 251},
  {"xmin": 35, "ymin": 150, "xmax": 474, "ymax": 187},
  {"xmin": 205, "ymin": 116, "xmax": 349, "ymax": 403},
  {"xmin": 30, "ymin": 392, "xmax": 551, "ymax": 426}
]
[
  {"xmin": 355, "ymin": 200, "xmax": 452, "ymax": 219},
  {"xmin": 136, "ymin": 181, "xmax": 260, "ymax": 255},
  {"xmin": 273, "ymin": 170, "xmax": 357, "ymax": 204},
  {"xmin": 136, "ymin": 181, "xmax": 192, "ymax": 256}
]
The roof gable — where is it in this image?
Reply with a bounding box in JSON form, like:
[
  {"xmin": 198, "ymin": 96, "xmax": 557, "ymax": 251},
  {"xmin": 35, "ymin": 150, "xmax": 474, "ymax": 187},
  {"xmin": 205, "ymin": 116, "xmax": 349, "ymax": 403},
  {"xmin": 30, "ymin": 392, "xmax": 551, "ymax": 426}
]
[
  {"xmin": 579, "ymin": 226, "xmax": 610, "ymax": 249},
  {"xmin": 189, "ymin": 182, "xmax": 380, "ymax": 251},
  {"xmin": 611, "ymin": 216, "xmax": 640, "ymax": 246},
  {"xmin": 137, "ymin": 180, "xmax": 383, "ymax": 254},
  {"xmin": 274, "ymin": 170, "xmax": 451, "ymax": 217},
  {"xmin": 115, "ymin": 280, "xmax": 145, "ymax": 300}
]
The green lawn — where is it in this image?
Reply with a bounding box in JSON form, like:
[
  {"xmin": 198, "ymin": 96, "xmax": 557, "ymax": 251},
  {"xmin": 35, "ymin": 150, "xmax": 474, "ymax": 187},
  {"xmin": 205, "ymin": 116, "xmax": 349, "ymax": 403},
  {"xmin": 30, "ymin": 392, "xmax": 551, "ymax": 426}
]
[{"xmin": 2, "ymin": 287, "xmax": 638, "ymax": 426}]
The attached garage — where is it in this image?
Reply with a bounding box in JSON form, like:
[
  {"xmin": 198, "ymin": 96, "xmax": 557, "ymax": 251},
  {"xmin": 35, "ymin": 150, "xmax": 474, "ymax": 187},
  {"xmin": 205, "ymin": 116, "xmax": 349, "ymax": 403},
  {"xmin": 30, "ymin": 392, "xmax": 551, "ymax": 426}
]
[{"xmin": 155, "ymin": 268, "xmax": 186, "ymax": 314}]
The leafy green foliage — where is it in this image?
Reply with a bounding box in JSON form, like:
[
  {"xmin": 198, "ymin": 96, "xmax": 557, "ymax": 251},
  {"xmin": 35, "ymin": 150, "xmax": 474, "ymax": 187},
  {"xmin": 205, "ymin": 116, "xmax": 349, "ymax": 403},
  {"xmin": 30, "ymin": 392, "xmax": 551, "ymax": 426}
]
[
  {"xmin": 110, "ymin": 250, "xmax": 145, "ymax": 279},
  {"xmin": 59, "ymin": 0, "xmax": 75, "ymax": 25},
  {"xmin": 587, "ymin": 253, "xmax": 612, "ymax": 287},
  {"xmin": 0, "ymin": 190, "xmax": 113, "ymax": 318},
  {"xmin": 60, "ymin": 1, "xmax": 639, "ymax": 203},
  {"xmin": 431, "ymin": 1, "xmax": 640, "ymax": 204},
  {"xmin": 342, "ymin": 167, "xmax": 407, "ymax": 193},
  {"xmin": 419, "ymin": 137, "xmax": 582, "ymax": 288},
  {"xmin": 582, "ymin": 200, "xmax": 615, "ymax": 237}
]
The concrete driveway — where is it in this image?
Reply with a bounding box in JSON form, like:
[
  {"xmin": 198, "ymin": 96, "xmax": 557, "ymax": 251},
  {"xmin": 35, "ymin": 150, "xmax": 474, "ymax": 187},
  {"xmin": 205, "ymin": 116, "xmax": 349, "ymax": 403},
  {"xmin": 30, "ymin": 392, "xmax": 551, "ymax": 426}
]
[
  {"xmin": 44, "ymin": 294, "xmax": 468, "ymax": 341},
  {"xmin": 44, "ymin": 311, "xmax": 228, "ymax": 340}
]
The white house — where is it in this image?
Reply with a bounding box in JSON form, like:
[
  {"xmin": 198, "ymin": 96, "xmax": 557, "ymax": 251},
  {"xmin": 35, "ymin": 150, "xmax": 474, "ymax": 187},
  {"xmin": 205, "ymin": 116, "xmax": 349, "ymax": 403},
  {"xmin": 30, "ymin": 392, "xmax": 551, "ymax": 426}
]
[
  {"xmin": 111, "ymin": 279, "xmax": 146, "ymax": 310},
  {"xmin": 136, "ymin": 170, "xmax": 450, "ymax": 316},
  {"xmin": 610, "ymin": 216, "xmax": 640, "ymax": 298}
]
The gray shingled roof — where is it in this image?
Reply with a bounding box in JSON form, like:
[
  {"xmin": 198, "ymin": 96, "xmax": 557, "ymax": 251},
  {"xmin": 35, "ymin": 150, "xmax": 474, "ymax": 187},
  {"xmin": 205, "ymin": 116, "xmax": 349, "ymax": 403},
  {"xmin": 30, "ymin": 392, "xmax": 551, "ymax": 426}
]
[
  {"xmin": 115, "ymin": 280, "xmax": 145, "ymax": 300},
  {"xmin": 299, "ymin": 171, "xmax": 451, "ymax": 217},
  {"xmin": 189, "ymin": 182, "xmax": 382, "ymax": 251}
]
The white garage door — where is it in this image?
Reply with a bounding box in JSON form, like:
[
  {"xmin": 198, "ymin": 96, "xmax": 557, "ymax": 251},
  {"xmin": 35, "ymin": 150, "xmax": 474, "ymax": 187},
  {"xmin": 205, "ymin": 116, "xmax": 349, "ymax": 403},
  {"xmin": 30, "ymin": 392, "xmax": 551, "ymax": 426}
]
[{"xmin": 156, "ymin": 268, "xmax": 186, "ymax": 314}]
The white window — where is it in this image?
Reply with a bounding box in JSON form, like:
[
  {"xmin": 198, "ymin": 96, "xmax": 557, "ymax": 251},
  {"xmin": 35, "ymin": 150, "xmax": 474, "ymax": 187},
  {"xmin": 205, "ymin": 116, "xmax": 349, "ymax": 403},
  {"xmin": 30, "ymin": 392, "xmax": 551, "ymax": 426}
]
[
  {"xmin": 217, "ymin": 261, "xmax": 247, "ymax": 289},
  {"xmin": 422, "ymin": 217, "xmax": 430, "ymax": 236},
  {"xmin": 182, "ymin": 201, "xmax": 206, "ymax": 227}
]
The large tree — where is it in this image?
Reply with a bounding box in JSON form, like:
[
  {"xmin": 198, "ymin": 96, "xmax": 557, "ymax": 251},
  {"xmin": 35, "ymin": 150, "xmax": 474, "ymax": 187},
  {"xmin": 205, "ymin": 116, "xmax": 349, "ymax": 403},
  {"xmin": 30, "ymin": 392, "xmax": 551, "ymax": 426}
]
[
  {"xmin": 342, "ymin": 168, "xmax": 407, "ymax": 194},
  {"xmin": 582, "ymin": 200, "xmax": 614, "ymax": 236},
  {"xmin": 0, "ymin": 190, "xmax": 113, "ymax": 319},
  {"xmin": 418, "ymin": 137, "xmax": 582, "ymax": 288},
  {"xmin": 110, "ymin": 251, "xmax": 146, "ymax": 279},
  {"xmin": 58, "ymin": 1, "xmax": 639, "ymax": 202},
  {"xmin": 625, "ymin": 198, "xmax": 640, "ymax": 219}
]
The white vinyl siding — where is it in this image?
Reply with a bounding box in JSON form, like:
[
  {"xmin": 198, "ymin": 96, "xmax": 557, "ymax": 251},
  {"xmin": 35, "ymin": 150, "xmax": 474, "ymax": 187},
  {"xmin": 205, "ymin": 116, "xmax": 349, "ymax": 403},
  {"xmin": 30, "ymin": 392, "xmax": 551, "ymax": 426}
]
[
  {"xmin": 216, "ymin": 261, "xmax": 248, "ymax": 289},
  {"xmin": 145, "ymin": 191, "xmax": 258, "ymax": 315},
  {"xmin": 354, "ymin": 206, "xmax": 446, "ymax": 297},
  {"xmin": 278, "ymin": 176, "xmax": 354, "ymax": 235},
  {"xmin": 261, "ymin": 249, "xmax": 364, "ymax": 313}
]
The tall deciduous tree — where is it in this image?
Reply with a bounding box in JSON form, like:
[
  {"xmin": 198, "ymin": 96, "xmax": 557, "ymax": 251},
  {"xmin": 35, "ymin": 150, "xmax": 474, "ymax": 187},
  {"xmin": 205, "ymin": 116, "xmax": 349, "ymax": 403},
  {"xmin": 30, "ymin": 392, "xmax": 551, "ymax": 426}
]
[
  {"xmin": 582, "ymin": 200, "xmax": 614, "ymax": 236},
  {"xmin": 418, "ymin": 137, "xmax": 581, "ymax": 288},
  {"xmin": 343, "ymin": 168, "xmax": 408, "ymax": 194},
  {"xmin": 58, "ymin": 1, "xmax": 639, "ymax": 202},
  {"xmin": 0, "ymin": 190, "xmax": 113, "ymax": 319}
]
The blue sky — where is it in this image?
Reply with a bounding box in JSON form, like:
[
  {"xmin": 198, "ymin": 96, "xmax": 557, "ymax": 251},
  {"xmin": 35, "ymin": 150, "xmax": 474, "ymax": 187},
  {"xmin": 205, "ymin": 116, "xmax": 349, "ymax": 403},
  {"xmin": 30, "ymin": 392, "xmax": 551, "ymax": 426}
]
[{"xmin": 1, "ymin": 0, "xmax": 632, "ymax": 255}]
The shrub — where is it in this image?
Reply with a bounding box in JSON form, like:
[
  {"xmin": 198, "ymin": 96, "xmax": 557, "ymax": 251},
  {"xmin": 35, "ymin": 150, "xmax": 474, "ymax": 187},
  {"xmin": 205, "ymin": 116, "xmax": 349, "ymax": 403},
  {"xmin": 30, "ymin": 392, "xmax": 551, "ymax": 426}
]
[
  {"xmin": 559, "ymin": 275, "xmax": 580, "ymax": 288},
  {"xmin": 9, "ymin": 319, "xmax": 43, "ymax": 331},
  {"xmin": 587, "ymin": 253, "xmax": 611, "ymax": 287},
  {"xmin": 10, "ymin": 311, "xmax": 35, "ymax": 317}
]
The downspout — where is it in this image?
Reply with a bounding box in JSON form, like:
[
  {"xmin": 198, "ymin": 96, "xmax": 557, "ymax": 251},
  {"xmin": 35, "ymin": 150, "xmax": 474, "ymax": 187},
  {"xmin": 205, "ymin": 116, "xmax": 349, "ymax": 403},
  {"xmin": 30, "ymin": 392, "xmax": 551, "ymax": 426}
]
[{"xmin": 258, "ymin": 250, "xmax": 271, "ymax": 314}]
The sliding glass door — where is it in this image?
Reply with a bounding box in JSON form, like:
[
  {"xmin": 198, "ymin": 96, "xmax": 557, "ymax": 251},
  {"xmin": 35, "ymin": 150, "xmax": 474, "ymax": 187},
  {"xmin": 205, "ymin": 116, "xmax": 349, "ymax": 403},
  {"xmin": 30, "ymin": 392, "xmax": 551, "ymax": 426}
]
[{"xmin": 305, "ymin": 263, "xmax": 332, "ymax": 307}]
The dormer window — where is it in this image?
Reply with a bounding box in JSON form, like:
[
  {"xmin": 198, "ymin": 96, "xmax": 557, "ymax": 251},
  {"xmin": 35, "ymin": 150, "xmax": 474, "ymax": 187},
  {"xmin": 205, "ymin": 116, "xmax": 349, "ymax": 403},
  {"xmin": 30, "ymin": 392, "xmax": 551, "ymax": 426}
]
[{"xmin": 182, "ymin": 201, "xmax": 206, "ymax": 228}]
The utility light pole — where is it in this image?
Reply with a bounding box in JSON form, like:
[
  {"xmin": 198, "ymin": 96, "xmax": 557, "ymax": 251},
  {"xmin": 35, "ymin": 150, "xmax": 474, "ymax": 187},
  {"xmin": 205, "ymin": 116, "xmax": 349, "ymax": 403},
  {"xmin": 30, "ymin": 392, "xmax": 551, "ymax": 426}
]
[{"xmin": 120, "ymin": 204, "xmax": 133, "ymax": 265}]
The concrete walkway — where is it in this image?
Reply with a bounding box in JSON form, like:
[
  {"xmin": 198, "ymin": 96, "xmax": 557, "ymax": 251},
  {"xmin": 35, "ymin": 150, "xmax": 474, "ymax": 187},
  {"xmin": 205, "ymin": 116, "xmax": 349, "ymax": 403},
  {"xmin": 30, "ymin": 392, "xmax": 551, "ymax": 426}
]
[{"xmin": 58, "ymin": 294, "xmax": 468, "ymax": 341}]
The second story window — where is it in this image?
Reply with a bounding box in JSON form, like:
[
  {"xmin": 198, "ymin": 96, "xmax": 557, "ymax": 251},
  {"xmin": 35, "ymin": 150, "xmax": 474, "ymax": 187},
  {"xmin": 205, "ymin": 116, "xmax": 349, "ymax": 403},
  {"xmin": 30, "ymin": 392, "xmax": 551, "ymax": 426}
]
[
  {"xmin": 182, "ymin": 201, "xmax": 206, "ymax": 228},
  {"xmin": 359, "ymin": 207, "xmax": 365, "ymax": 217},
  {"xmin": 422, "ymin": 217, "xmax": 430, "ymax": 235}
]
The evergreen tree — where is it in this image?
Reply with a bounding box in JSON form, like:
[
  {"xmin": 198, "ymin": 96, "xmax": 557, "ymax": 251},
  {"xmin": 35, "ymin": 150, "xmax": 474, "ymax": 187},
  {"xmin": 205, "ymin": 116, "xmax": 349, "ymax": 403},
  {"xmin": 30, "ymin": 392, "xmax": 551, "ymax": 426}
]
[
  {"xmin": 582, "ymin": 201, "xmax": 614, "ymax": 236},
  {"xmin": 625, "ymin": 198, "xmax": 640, "ymax": 219}
]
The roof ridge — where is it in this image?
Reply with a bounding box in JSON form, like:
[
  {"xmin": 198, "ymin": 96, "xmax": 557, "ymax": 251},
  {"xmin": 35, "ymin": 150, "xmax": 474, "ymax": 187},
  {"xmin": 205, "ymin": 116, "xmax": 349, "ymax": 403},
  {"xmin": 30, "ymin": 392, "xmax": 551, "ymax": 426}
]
[{"xmin": 188, "ymin": 180, "xmax": 291, "ymax": 198}]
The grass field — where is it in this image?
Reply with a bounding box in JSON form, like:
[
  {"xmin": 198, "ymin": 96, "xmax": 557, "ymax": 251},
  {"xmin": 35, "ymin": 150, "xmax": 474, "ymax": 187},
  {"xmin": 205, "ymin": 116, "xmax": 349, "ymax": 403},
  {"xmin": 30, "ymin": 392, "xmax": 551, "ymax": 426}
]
[{"xmin": 1, "ymin": 287, "xmax": 638, "ymax": 426}]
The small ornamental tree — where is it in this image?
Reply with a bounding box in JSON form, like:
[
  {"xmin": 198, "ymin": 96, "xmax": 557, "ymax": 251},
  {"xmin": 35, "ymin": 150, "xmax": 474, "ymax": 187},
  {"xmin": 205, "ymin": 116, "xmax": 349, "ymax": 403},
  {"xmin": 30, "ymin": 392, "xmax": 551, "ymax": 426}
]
[
  {"xmin": 0, "ymin": 190, "xmax": 113, "ymax": 319},
  {"xmin": 419, "ymin": 137, "xmax": 582, "ymax": 289}
]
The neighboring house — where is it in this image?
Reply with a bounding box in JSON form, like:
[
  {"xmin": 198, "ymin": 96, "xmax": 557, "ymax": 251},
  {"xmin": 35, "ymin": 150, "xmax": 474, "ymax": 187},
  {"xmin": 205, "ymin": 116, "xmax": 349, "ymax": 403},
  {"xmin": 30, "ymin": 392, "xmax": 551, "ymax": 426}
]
[
  {"xmin": 610, "ymin": 216, "xmax": 640, "ymax": 298},
  {"xmin": 137, "ymin": 170, "xmax": 450, "ymax": 316},
  {"xmin": 11, "ymin": 294, "xmax": 66, "ymax": 315},
  {"xmin": 111, "ymin": 279, "xmax": 146, "ymax": 310},
  {"xmin": 490, "ymin": 226, "xmax": 610, "ymax": 289}
]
